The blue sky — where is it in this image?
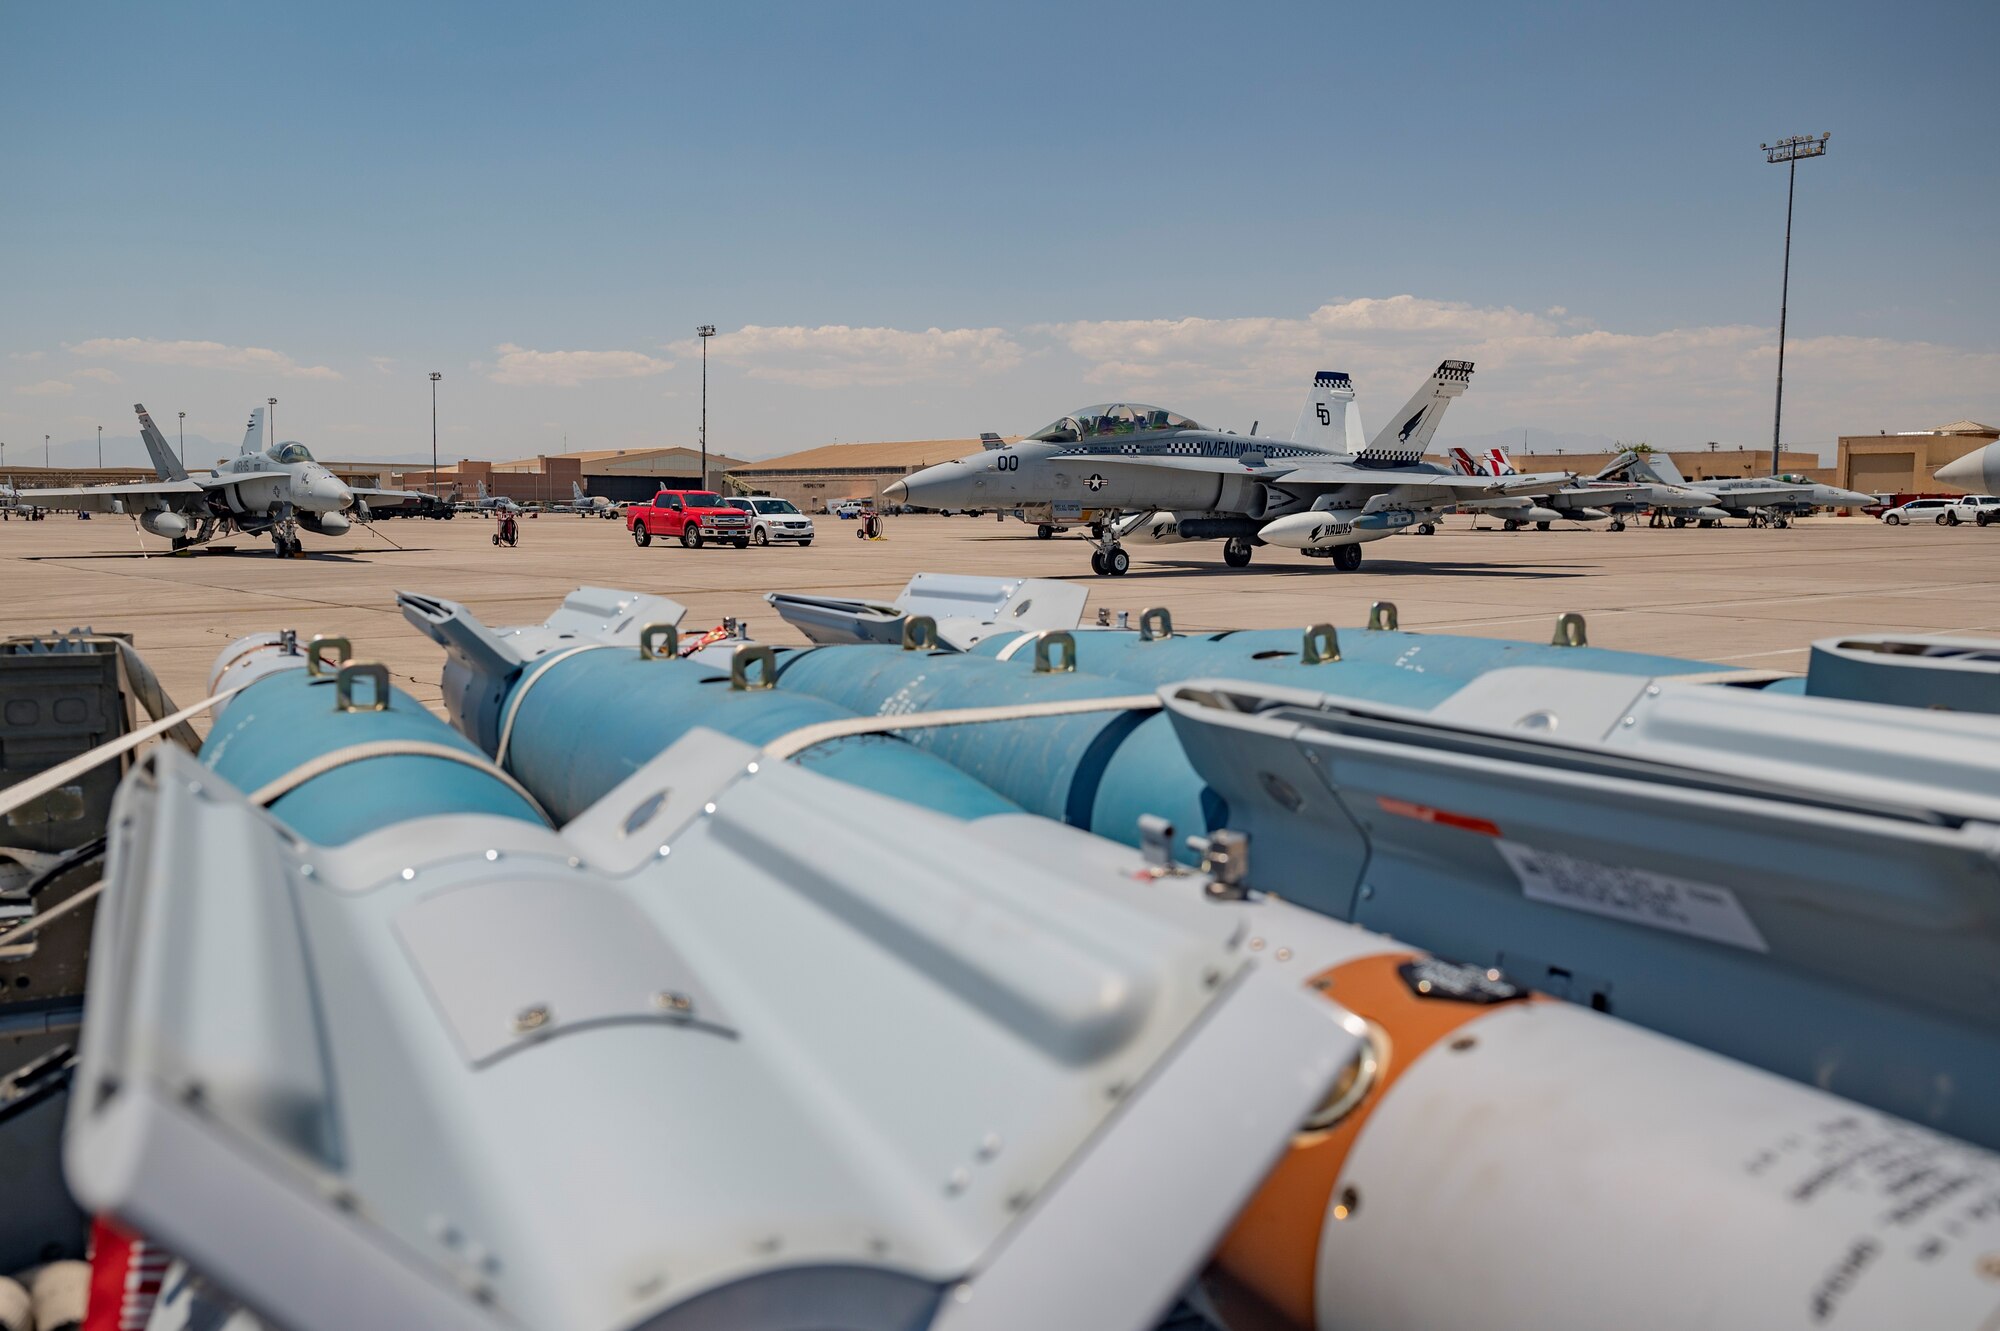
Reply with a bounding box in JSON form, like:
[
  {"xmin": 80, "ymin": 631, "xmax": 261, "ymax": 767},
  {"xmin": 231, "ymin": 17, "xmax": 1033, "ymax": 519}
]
[{"xmin": 3, "ymin": 1, "xmax": 1995, "ymax": 467}]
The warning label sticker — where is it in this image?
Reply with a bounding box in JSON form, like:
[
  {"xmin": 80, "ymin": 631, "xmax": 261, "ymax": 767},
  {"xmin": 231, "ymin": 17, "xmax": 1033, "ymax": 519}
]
[{"xmin": 1495, "ymin": 840, "xmax": 1770, "ymax": 953}]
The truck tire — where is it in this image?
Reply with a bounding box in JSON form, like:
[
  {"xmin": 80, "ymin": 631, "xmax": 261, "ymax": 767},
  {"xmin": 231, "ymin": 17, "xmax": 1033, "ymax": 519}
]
[
  {"xmin": 732, "ymin": 537, "xmax": 749, "ymax": 549},
  {"xmin": 633, "ymin": 525, "xmax": 651, "ymax": 547},
  {"xmin": 682, "ymin": 524, "xmax": 703, "ymax": 548}
]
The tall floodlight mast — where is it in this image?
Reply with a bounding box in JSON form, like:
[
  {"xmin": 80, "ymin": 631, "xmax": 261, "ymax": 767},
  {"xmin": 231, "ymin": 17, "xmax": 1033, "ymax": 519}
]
[
  {"xmin": 697, "ymin": 325, "xmax": 716, "ymax": 490},
  {"xmin": 1761, "ymin": 132, "xmax": 1830, "ymax": 478}
]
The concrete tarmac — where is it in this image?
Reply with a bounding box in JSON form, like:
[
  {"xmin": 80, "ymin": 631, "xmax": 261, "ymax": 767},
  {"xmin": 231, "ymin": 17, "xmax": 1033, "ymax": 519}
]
[{"xmin": 3, "ymin": 509, "xmax": 1995, "ymax": 721}]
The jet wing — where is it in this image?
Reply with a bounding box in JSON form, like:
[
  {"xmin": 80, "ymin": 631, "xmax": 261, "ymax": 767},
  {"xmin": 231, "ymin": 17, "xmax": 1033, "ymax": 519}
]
[
  {"xmin": 349, "ymin": 486, "xmax": 428, "ymax": 510},
  {"xmin": 1275, "ymin": 464, "xmax": 1573, "ymax": 497},
  {"xmin": 13, "ymin": 479, "xmax": 207, "ymax": 513}
]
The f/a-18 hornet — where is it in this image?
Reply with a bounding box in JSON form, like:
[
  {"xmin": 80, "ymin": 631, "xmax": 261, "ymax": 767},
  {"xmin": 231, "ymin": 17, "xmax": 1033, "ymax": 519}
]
[
  {"xmin": 883, "ymin": 361, "xmax": 1570, "ymax": 574},
  {"xmin": 14, "ymin": 404, "xmax": 423, "ymax": 556}
]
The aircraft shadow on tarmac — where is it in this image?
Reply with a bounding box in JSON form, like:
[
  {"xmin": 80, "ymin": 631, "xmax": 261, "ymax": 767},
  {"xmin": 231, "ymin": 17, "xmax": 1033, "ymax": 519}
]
[
  {"xmin": 1096, "ymin": 558, "xmax": 1590, "ymax": 581},
  {"xmin": 24, "ymin": 548, "xmax": 382, "ymax": 564}
]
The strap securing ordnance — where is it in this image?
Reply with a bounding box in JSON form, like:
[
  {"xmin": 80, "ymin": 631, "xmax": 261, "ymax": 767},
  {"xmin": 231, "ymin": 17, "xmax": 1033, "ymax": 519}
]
[
  {"xmin": 761, "ymin": 692, "xmax": 1162, "ymax": 761},
  {"xmin": 246, "ymin": 739, "xmax": 552, "ymax": 824}
]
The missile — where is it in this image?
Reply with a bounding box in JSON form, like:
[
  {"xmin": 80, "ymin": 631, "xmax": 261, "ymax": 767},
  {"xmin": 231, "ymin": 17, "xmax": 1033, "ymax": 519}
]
[
  {"xmin": 1256, "ymin": 510, "xmax": 1411, "ymax": 549},
  {"xmin": 1696, "ymin": 505, "xmax": 1730, "ymax": 521},
  {"xmin": 138, "ymin": 510, "xmax": 187, "ymax": 539}
]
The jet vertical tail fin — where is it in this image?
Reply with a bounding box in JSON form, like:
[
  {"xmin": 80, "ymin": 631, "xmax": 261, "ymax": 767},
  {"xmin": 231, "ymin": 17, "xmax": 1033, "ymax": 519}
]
[
  {"xmin": 133, "ymin": 404, "xmax": 190, "ymax": 482},
  {"xmin": 477, "ymin": 479, "xmax": 490, "ymax": 502},
  {"xmin": 1291, "ymin": 371, "xmax": 1365, "ymax": 453},
  {"xmin": 1360, "ymin": 360, "xmax": 1473, "ymax": 463},
  {"xmin": 572, "ymin": 481, "xmax": 586, "ymax": 502},
  {"xmin": 1600, "ymin": 448, "xmax": 1687, "ymax": 486},
  {"xmin": 1446, "ymin": 447, "xmax": 1486, "ymax": 476},
  {"xmin": 240, "ymin": 407, "xmax": 265, "ymax": 454},
  {"xmin": 1487, "ymin": 446, "xmax": 1518, "ymax": 476}
]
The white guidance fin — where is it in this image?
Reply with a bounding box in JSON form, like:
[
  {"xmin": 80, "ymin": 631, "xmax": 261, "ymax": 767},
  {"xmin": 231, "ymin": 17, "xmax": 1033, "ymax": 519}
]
[
  {"xmin": 1361, "ymin": 360, "xmax": 1473, "ymax": 463},
  {"xmin": 1291, "ymin": 370, "xmax": 1365, "ymax": 452}
]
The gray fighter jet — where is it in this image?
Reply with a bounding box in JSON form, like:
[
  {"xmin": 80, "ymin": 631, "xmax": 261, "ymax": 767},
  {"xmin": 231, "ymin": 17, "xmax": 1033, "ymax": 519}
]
[
  {"xmin": 553, "ymin": 480, "xmax": 616, "ymax": 516},
  {"xmin": 883, "ymin": 362, "xmax": 1570, "ymax": 575},
  {"xmin": 1601, "ymin": 449, "xmax": 1874, "ymax": 527},
  {"xmin": 13, "ymin": 404, "xmax": 423, "ymax": 556}
]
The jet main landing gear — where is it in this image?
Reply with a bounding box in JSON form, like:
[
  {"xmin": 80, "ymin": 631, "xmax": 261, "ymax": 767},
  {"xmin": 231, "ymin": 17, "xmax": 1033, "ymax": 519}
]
[
  {"xmin": 1222, "ymin": 536, "xmax": 1254, "ymax": 569},
  {"xmin": 1086, "ymin": 522, "xmax": 1130, "ymax": 576}
]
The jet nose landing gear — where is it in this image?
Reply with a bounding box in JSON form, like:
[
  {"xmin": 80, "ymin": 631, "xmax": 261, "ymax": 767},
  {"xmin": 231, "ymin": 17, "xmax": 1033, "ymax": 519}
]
[{"xmin": 1090, "ymin": 546, "xmax": 1130, "ymax": 576}]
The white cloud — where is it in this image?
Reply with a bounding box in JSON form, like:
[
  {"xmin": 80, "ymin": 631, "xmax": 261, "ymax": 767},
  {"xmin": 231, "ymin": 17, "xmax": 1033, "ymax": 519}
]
[
  {"xmin": 74, "ymin": 366, "xmax": 121, "ymax": 384},
  {"xmin": 9, "ymin": 351, "xmax": 44, "ymax": 363},
  {"xmin": 670, "ymin": 324, "xmax": 1024, "ymax": 389},
  {"xmin": 368, "ymin": 355, "xmax": 398, "ymax": 375},
  {"xmin": 1034, "ymin": 297, "xmax": 2000, "ymax": 448},
  {"xmin": 15, "ymin": 379, "xmax": 74, "ymax": 397},
  {"xmin": 69, "ymin": 337, "xmax": 341, "ymax": 381},
  {"xmin": 487, "ymin": 343, "xmax": 673, "ymax": 387}
]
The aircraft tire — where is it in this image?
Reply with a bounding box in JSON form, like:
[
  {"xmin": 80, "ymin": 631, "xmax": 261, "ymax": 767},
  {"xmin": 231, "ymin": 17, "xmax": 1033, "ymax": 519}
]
[
  {"xmin": 1090, "ymin": 549, "xmax": 1108, "ymax": 576},
  {"xmin": 1222, "ymin": 537, "xmax": 1253, "ymax": 569},
  {"xmin": 1419, "ymin": 523, "xmax": 1436, "ymax": 535},
  {"xmin": 1333, "ymin": 544, "xmax": 1363, "ymax": 572},
  {"xmin": 1610, "ymin": 519, "xmax": 1626, "ymax": 532},
  {"xmin": 1536, "ymin": 521, "xmax": 1551, "ymax": 531},
  {"xmin": 683, "ymin": 525, "xmax": 703, "ymax": 548},
  {"xmin": 1503, "ymin": 519, "xmax": 1520, "ymax": 532},
  {"xmin": 1775, "ymin": 517, "xmax": 1790, "ymax": 529},
  {"xmin": 1107, "ymin": 547, "xmax": 1130, "ymax": 576},
  {"xmin": 1037, "ymin": 524, "xmax": 1053, "ymax": 539},
  {"xmin": 1672, "ymin": 516, "xmax": 1687, "ymax": 528},
  {"xmin": 633, "ymin": 525, "xmax": 652, "ymax": 547}
]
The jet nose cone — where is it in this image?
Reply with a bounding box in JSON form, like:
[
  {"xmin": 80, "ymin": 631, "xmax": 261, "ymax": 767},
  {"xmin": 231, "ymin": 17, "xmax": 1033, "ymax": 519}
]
[{"xmin": 882, "ymin": 480, "xmax": 909, "ymax": 503}]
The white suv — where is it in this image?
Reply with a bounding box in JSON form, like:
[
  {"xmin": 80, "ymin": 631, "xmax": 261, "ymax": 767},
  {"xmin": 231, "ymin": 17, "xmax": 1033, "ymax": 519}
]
[
  {"xmin": 724, "ymin": 496, "xmax": 816, "ymax": 545},
  {"xmin": 1946, "ymin": 494, "xmax": 2000, "ymax": 527},
  {"xmin": 1881, "ymin": 497, "xmax": 1957, "ymax": 525}
]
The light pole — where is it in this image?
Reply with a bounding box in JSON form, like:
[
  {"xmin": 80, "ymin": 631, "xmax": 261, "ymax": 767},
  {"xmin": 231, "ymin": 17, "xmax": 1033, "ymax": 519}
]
[
  {"xmin": 429, "ymin": 372, "xmax": 442, "ymax": 498},
  {"xmin": 45, "ymin": 435, "xmax": 50, "ymax": 468},
  {"xmin": 268, "ymin": 397, "xmax": 278, "ymax": 451},
  {"xmin": 97, "ymin": 425, "xmax": 102, "ymax": 469},
  {"xmin": 178, "ymin": 411, "xmax": 185, "ymax": 465},
  {"xmin": 696, "ymin": 325, "xmax": 715, "ymax": 489},
  {"xmin": 1761, "ymin": 132, "xmax": 1830, "ymax": 478}
]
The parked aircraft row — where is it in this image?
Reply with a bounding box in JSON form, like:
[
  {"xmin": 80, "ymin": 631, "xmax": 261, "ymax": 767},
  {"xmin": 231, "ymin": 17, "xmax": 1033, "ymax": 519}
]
[{"xmin": 886, "ymin": 364, "xmax": 1877, "ymax": 573}]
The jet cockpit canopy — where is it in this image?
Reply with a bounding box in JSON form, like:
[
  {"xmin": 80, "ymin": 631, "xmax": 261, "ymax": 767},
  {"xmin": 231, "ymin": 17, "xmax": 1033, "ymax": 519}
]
[
  {"xmin": 273, "ymin": 442, "xmax": 315, "ymax": 464},
  {"xmin": 1027, "ymin": 403, "xmax": 1201, "ymax": 443}
]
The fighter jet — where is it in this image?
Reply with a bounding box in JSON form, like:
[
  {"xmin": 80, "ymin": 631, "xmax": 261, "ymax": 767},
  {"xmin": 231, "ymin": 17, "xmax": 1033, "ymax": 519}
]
[
  {"xmin": 12, "ymin": 404, "xmax": 424, "ymax": 556},
  {"xmin": 1448, "ymin": 445, "xmax": 1716, "ymax": 532},
  {"xmin": 469, "ymin": 478, "xmax": 521, "ymax": 514},
  {"xmin": 1601, "ymin": 450, "xmax": 1874, "ymax": 527},
  {"xmin": 553, "ymin": 480, "xmax": 616, "ymax": 516},
  {"xmin": 883, "ymin": 362, "xmax": 1571, "ymax": 574},
  {"xmin": 1937, "ymin": 440, "xmax": 2000, "ymax": 493}
]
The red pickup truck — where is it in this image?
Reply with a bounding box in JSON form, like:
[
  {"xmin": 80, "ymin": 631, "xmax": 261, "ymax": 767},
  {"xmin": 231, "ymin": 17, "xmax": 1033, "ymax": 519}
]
[{"xmin": 627, "ymin": 490, "xmax": 753, "ymax": 549}]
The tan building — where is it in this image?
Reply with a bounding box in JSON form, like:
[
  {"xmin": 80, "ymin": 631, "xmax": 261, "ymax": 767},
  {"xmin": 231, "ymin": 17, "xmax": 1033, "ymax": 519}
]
[
  {"xmin": 400, "ymin": 446, "xmax": 745, "ymax": 506},
  {"xmin": 726, "ymin": 439, "xmax": 1010, "ymax": 512},
  {"xmin": 1833, "ymin": 422, "xmax": 1998, "ymax": 497}
]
